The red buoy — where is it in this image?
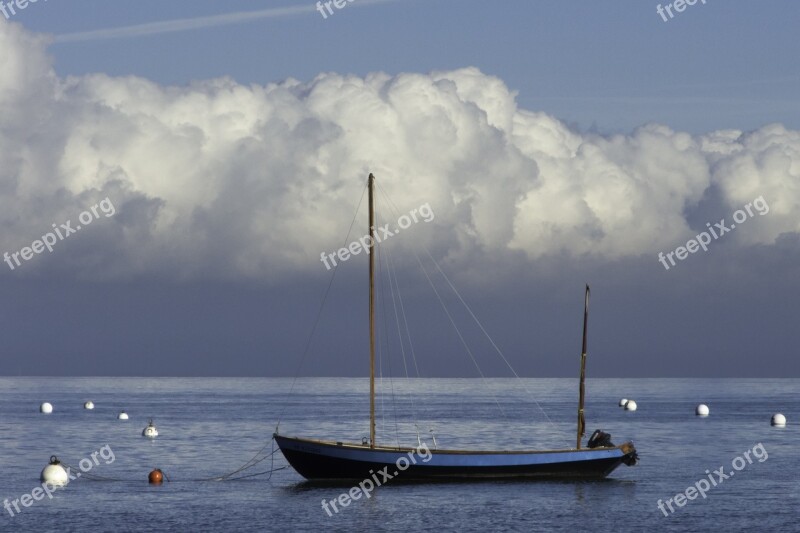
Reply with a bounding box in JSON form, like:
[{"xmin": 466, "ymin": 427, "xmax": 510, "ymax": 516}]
[{"xmin": 148, "ymin": 469, "xmax": 164, "ymax": 484}]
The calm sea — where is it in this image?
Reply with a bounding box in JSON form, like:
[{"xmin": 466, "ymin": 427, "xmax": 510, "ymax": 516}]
[{"xmin": 0, "ymin": 377, "xmax": 796, "ymax": 532}]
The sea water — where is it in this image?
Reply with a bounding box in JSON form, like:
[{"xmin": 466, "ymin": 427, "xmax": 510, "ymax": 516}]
[{"xmin": 0, "ymin": 377, "xmax": 796, "ymax": 532}]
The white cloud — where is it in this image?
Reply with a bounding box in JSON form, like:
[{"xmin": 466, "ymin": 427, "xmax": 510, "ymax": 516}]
[{"xmin": 1, "ymin": 21, "xmax": 798, "ymax": 282}]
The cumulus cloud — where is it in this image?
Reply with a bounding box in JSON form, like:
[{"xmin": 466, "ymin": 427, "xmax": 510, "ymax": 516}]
[{"xmin": 0, "ymin": 20, "xmax": 798, "ymax": 282}]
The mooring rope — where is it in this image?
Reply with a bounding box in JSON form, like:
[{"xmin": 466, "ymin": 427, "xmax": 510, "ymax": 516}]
[{"xmin": 55, "ymin": 436, "xmax": 288, "ymax": 483}]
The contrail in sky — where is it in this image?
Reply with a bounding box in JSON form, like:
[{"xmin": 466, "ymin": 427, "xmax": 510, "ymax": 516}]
[{"xmin": 54, "ymin": 0, "xmax": 402, "ymax": 44}]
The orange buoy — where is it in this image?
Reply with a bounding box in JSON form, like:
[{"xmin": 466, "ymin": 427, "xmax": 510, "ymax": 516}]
[{"xmin": 148, "ymin": 469, "xmax": 164, "ymax": 484}]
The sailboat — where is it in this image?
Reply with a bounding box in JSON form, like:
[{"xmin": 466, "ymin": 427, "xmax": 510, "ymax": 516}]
[{"xmin": 274, "ymin": 174, "xmax": 638, "ymax": 480}]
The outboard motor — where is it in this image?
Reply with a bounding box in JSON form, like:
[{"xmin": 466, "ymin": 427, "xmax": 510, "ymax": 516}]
[
  {"xmin": 587, "ymin": 429, "xmax": 614, "ymax": 449},
  {"xmin": 622, "ymin": 450, "xmax": 639, "ymax": 466}
]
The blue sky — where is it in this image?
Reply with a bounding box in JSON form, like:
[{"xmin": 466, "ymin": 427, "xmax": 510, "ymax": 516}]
[
  {"xmin": 1, "ymin": 1, "xmax": 799, "ymax": 377},
  {"xmin": 14, "ymin": 0, "xmax": 800, "ymax": 134}
]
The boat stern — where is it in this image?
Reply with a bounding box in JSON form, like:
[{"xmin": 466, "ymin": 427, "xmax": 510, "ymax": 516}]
[{"xmin": 619, "ymin": 441, "xmax": 639, "ymax": 466}]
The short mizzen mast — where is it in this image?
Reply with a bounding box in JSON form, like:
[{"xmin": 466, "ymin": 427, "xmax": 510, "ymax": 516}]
[
  {"xmin": 368, "ymin": 173, "xmax": 377, "ymax": 448},
  {"xmin": 576, "ymin": 284, "xmax": 590, "ymax": 449}
]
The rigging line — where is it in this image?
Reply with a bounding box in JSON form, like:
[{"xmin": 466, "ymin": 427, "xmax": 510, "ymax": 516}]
[
  {"xmin": 394, "ymin": 270, "xmax": 422, "ymax": 378},
  {"xmin": 228, "ymin": 179, "xmax": 371, "ymax": 489},
  {"xmin": 275, "ymin": 180, "xmax": 368, "ymax": 432},
  {"xmin": 385, "ymin": 252, "xmax": 416, "ymax": 442},
  {"xmin": 371, "ymin": 182, "xmax": 421, "ymax": 377},
  {"xmin": 377, "ymin": 258, "xmax": 390, "ymax": 444},
  {"xmin": 372, "ymin": 184, "xmax": 510, "ymax": 397},
  {"xmin": 424, "ymin": 249, "xmax": 558, "ymax": 429},
  {"xmin": 378, "ymin": 318, "xmax": 386, "ymax": 442},
  {"xmin": 371, "ymin": 183, "xmax": 508, "ymax": 422},
  {"xmin": 386, "ymin": 234, "xmax": 428, "ymax": 441},
  {"xmin": 377, "ymin": 243, "xmax": 387, "ymax": 443},
  {"xmin": 384, "ymin": 242, "xmax": 421, "ymax": 433},
  {"xmin": 373, "ymin": 182, "xmax": 558, "ymax": 433},
  {"xmin": 377, "ymin": 284, "xmax": 386, "ymax": 442},
  {"xmin": 386, "ymin": 247, "xmax": 433, "ymax": 445},
  {"xmin": 385, "ymin": 245, "xmax": 412, "ymax": 380},
  {"xmin": 412, "ymin": 250, "xmax": 509, "ymax": 421},
  {"xmin": 376, "ymin": 230, "xmax": 401, "ymax": 447},
  {"xmin": 391, "ymin": 263, "xmax": 434, "ymax": 445},
  {"xmin": 376, "ymin": 234, "xmax": 387, "ymax": 443}
]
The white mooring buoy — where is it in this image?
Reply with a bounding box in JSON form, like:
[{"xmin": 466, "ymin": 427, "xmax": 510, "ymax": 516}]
[
  {"xmin": 84, "ymin": 401, "xmax": 95, "ymax": 410},
  {"xmin": 142, "ymin": 419, "xmax": 159, "ymax": 438},
  {"xmin": 40, "ymin": 402, "xmax": 53, "ymax": 414},
  {"xmin": 118, "ymin": 411, "xmax": 129, "ymax": 420},
  {"xmin": 771, "ymin": 413, "xmax": 787, "ymax": 427},
  {"xmin": 696, "ymin": 404, "xmax": 709, "ymax": 417},
  {"xmin": 624, "ymin": 400, "xmax": 638, "ymax": 411},
  {"xmin": 40, "ymin": 456, "xmax": 69, "ymax": 486},
  {"xmin": 619, "ymin": 398, "xmax": 628, "ymax": 407}
]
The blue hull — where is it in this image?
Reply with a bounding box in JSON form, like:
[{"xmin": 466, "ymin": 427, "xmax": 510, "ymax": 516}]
[{"xmin": 274, "ymin": 434, "xmax": 637, "ymax": 481}]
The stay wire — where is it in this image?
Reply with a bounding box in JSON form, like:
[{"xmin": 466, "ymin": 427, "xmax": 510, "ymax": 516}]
[
  {"xmin": 383, "ymin": 240, "xmax": 421, "ymax": 439},
  {"xmin": 376, "ymin": 223, "xmax": 401, "ymax": 447},
  {"xmin": 233, "ymin": 179, "xmax": 368, "ymax": 481},
  {"xmin": 274, "ymin": 180, "xmax": 368, "ymax": 432},
  {"xmin": 374, "ymin": 181, "xmax": 561, "ymax": 435}
]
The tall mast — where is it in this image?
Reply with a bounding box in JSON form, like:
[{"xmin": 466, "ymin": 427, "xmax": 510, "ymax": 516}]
[
  {"xmin": 576, "ymin": 284, "xmax": 590, "ymax": 449},
  {"xmin": 368, "ymin": 174, "xmax": 376, "ymax": 448}
]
